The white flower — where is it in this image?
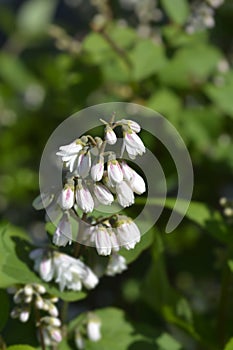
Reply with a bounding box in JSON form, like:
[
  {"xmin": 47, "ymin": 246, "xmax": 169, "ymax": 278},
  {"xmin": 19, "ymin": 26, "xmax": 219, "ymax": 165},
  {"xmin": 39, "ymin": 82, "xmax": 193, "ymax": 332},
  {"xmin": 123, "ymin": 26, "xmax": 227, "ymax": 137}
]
[
  {"xmin": 38, "ymin": 255, "xmax": 54, "ymax": 282},
  {"xmin": 76, "ymin": 181, "xmax": 94, "ymax": 213},
  {"xmin": 82, "ymin": 266, "xmax": 99, "ymax": 289},
  {"xmin": 122, "ymin": 131, "xmax": 145, "ymax": 159},
  {"xmin": 95, "ymin": 226, "xmax": 112, "ymax": 256},
  {"xmin": 56, "ymin": 140, "xmax": 83, "ymax": 172},
  {"xmin": 32, "ymin": 192, "xmax": 54, "ymax": 210},
  {"xmin": 87, "ymin": 315, "xmax": 101, "ymax": 342},
  {"xmin": 107, "ymin": 159, "xmax": 123, "ymax": 185},
  {"xmin": 19, "ymin": 309, "xmax": 30, "ymax": 323},
  {"xmin": 105, "ymin": 125, "xmax": 117, "ymax": 145},
  {"xmin": 93, "ymin": 183, "xmax": 114, "ymax": 206},
  {"xmin": 116, "ymin": 217, "xmax": 141, "ymax": 250},
  {"xmin": 106, "ymin": 254, "xmax": 127, "ymax": 276},
  {"xmin": 116, "ymin": 181, "xmax": 134, "ymax": 207},
  {"xmin": 91, "ymin": 156, "xmax": 104, "ymax": 181},
  {"xmin": 53, "ymin": 212, "xmax": 72, "ymax": 247},
  {"xmin": 118, "ymin": 119, "xmax": 141, "ymax": 133},
  {"xmin": 75, "ymin": 331, "xmax": 85, "ymax": 349},
  {"xmin": 77, "ymin": 151, "xmax": 91, "ymax": 178},
  {"xmin": 129, "ymin": 170, "xmax": 146, "ymax": 195},
  {"xmin": 42, "ymin": 327, "xmax": 62, "ymax": 346},
  {"xmin": 59, "ymin": 184, "xmax": 75, "ymax": 210},
  {"xmin": 120, "ymin": 161, "xmax": 134, "ymax": 181}
]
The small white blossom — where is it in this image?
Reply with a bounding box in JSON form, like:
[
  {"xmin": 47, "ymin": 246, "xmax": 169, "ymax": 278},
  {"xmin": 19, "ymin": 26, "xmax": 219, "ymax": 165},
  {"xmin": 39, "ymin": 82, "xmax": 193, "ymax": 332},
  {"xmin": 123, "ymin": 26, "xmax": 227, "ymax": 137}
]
[
  {"xmin": 130, "ymin": 170, "xmax": 146, "ymax": 195},
  {"xmin": 106, "ymin": 254, "xmax": 127, "ymax": 276},
  {"xmin": 91, "ymin": 156, "xmax": 104, "ymax": 181},
  {"xmin": 105, "ymin": 125, "xmax": 117, "ymax": 145},
  {"xmin": 93, "ymin": 183, "xmax": 114, "ymax": 206},
  {"xmin": 122, "ymin": 131, "xmax": 145, "ymax": 159},
  {"xmin": 56, "ymin": 140, "xmax": 83, "ymax": 172},
  {"xmin": 19, "ymin": 309, "xmax": 30, "ymax": 323},
  {"xmin": 53, "ymin": 212, "xmax": 72, "ymax": 247},
  {"xmin": 95, "ymin": 226, "xmax": 112, "ymax": 256},
  {"xmin": 107, "ymin": 159, "xmax": 123, "ymax": 185},
  {"xmin": 39, "ymin": 255, "xmax": 54, "ymax": 282},
  {"xmin": 75, "ymin": 331, "xmax": 85, "ymax": 349},
  {"xmin": 87, "ymin": 315, "xmax": 101, "ymax": 342},
  {"xmin": 59, "ymin": 184, "xmax": 75, "ymax": 210},
  {"xmin": 116, "ymin": 218, "xmax": 141, "ymax": 250},
  {"xmin": 118, "ymin": 119, "xmax": 141, "ymax": 133},
  {"xmin": 76, "ymin": 181, "xmax": 94, "ymax": 213},
  {"xmin": 116, "ymin": 181, "xmax": 134, "ymax": 207},
  {"xmin": 77, "ymin": 151, "xmax": 91, "ymax": 178}
]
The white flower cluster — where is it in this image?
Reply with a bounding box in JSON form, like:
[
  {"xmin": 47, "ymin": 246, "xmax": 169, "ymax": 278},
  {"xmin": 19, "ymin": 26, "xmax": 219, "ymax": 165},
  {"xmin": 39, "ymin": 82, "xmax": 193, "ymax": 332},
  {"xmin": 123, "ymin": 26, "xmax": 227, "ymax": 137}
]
[
  {"xmin": 11, "ymin": 283, "xmax": 62, "ymax": 346},
  {"xmin": 51, "ymin": 117, "xmax": 146, "ymax": 252},
  {"xmin": 186, "ymin": 0, "xmax": 225, "ymax": 34},
  {"xmin": 75, "ymin": 312, "xmax": 102, "ymax": 349},
  {"xmin": 30, "ymin": 249, "xmax": 99, "ymax": 292}
]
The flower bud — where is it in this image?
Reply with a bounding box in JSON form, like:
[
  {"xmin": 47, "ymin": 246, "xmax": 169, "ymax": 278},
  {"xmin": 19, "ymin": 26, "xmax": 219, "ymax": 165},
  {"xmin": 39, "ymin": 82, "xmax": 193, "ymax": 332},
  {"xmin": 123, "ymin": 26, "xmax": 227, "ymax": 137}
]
[
  {"xmin": 107, "ymin": 159, "xmax": 123, "ymax": 185},
  {"xmin": 91, "ymin": 156, "xmax": 104, "ymax": 182},
  {"xmin": 105, "ymin": 125, "xmax": 117, "ymax": 145},
  {"xmin": 87, "ymin": 315, "xmax": 101, "ymax": 342}
]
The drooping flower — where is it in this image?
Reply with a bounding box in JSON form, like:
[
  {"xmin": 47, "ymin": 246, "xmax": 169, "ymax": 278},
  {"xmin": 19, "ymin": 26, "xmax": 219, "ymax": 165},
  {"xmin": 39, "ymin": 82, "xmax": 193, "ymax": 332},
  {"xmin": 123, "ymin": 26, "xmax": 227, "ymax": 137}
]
[
  {"xmin": 116, "ymin": 180, "xmax": 134, "ymax": 207},
  {"xmin": 107, "ymin": 159, "xmax": 123, "ymax": 185},
  {"xmin": 115, "ymin": 217, "xmax": 141, "ymax": 250},
  {"xmin": 93, "ymin": 183, "xmax": 114, "ymax": 206},
  {"xmin": 95, "ymin": 226, "xmax": 112, "ymax": 256},
  {"xmin": 87, "ymin": 314, "xmax": 102, "ymax": 342},
  {"xmin": 91, "ymin": 155, "xmax": 104, "ymax": 182},
  {"xmin": 118, "ymin": 119, "xmax": 141, "ymax": 133},
  {"xmin": 59, "ymin": 184, "xmax": 75, "ymax": 210},
  {"xmin": 122, "ymin": 131, "xmax": 145, "ymax": 159},
  {"xmin": 106, "ymin": 254, "xmax": 127, "ymax": 276},
  {"xmin": 53, "ymin": 212, "xmax": 72, "ymax": 247},
  {"xmin": 105, "ymin": 125, "xmax": 117, "ymax": 145},
  {"xmin": 76, "ymin": 180, "xmax": 94, "ymax": 213},
  {"xmin": 75, "ymin": 330, "xmax": 85, "ymax": 349},
  {"xmin": 77, "ymin": 150, "xmax": 91, "ymax": 178},
  {"xmin": 129, "ymin": 170, "xmax": 146, "ymax": 195}
]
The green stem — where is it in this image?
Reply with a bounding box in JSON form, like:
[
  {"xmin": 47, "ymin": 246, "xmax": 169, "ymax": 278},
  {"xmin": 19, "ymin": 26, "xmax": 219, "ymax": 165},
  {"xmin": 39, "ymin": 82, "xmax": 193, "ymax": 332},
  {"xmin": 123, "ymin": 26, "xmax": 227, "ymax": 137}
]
[
  {"xmin": 61, "ymin": 301, "xmax": 69, "ymax": 324},
  {"xmin": 217, "ymin": 254, "xmax": 231, "ymax": 347}
]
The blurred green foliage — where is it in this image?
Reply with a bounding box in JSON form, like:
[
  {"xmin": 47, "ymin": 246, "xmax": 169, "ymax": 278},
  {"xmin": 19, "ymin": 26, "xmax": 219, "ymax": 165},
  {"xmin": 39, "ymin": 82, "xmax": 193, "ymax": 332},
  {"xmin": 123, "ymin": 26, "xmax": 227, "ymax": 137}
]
[{"xmin": 0, "ymin": 0, "xmax": 233, "ymax": 349}]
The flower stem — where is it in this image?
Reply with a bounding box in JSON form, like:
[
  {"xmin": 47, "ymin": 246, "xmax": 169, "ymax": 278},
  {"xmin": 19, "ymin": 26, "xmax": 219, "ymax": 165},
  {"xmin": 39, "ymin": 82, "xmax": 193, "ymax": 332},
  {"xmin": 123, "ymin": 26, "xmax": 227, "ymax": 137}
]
[
  {"xmin": 217, "ymin": 253, "xmax": 231, "ymax": 347},
  {"xmin": 34, "ymin": 307, "xmax": 45, "ymax": 350}
]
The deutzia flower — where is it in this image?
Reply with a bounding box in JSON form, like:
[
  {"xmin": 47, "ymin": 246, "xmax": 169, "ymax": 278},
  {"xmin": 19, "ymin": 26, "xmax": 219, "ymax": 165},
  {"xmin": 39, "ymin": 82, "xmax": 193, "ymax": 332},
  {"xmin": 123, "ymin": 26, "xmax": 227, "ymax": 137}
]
[
  {"xmin": 95, "ymin": 225, "xmax": 112, "ymax": 256},
  {"xmin": 120, "ymin": 161, "xmax": 146, "ymax": 194},
  {"xmin": 106, "ymin": 254, "xmax": 127, "ymax": 276},
  {"xmin": 93, "ymin": 183, "xmax": 114, "ymax": 206},
  {"xmin": 118, "ymin": 119, "xmax": 141, "ymax": 133},
  {"xmin": 29, "ymin": 249, "xmax": 54, "ymax": 282},
  {"xmin": 53, "ymin": 212, "xmax": 72, "ymax": 247},
  {"xmin": 87, "ymin": 314, "xmax": 102, "ymax": 342},
  {"xmin": 59, "ymin": 184, "xmax": 75, "ymax": 210},
  {"xmin": 115, "ymin": 217, "xmax": 141, "ymax": 250},
  {"xmin": 76, "ymin": 180, "xmax": 94, "ymax": 213},
  {"xmin": 75, "ymin": 331, "xmax": 85, "ymax": 349},
  {"xmin": 116, "ymin": 180, "xmax": 134, "ymax": 207},
  {"xmin": 56, "ymin": 139, "xmax": 83, "ymax": 172},
  {"xmin": 107, "ymin": 159, "xmax": 123, "ymax": 185},
  {"xmin": 91, "ymin": 155, "xmax": 104, "ymax": 181},
  {"xmin": 77, "ymin": 150, "xmax": 91, "ymax": 178},
  {"xmin": 122, "ymin": 131, "xmax": 145, "ymax": 159},
  {"xmin": 105, "ymin": 125, "xmax": 117, "ymax": 145}
]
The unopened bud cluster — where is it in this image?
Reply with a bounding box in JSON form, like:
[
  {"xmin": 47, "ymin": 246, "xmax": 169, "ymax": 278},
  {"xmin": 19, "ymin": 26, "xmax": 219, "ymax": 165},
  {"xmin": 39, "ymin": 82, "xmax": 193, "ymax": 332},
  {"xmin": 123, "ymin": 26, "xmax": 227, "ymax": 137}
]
[
  {"xmin": 220, "ymin": 197, "xmax": 233, "ymax": 221},
  {"xmin": 11, "ymin": 283, "xmax": 62, "ymax": 346}
]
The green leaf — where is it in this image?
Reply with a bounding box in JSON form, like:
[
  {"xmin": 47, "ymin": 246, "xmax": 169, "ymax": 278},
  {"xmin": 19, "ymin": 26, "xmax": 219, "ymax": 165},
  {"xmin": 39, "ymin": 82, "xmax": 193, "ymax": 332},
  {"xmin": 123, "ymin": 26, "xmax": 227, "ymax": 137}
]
[
  {"xmin": 224, "ymin": 338, "xmax": 233, "ymax": 350},
  {"xmin": 161, "ymin": 0, "xmax": 190, "ymax": 25},
  {"xmin": 17, "ymin": 0, "xmax": 57, "ymax": 38},
  {"xmin": 130, "ymin": 39, "xmax": 166, "ymax": 81},
  {"xmin": 0, "ymin": 289, "xmax": 9, "ymax": 331},
  {"xmin": 159, "ymin": 44, "xmax": 221, "ymax": 88},
  {"xmin": 204, "ymin": 70, "xmax": 233, "ymax": 117},
  {"xmin": 7, "ymin": 346, "xmax": 36, "ymax": 350},
  {"xmin": 156, "ymin": 333, "xmax": 182, "ymax": 350}
]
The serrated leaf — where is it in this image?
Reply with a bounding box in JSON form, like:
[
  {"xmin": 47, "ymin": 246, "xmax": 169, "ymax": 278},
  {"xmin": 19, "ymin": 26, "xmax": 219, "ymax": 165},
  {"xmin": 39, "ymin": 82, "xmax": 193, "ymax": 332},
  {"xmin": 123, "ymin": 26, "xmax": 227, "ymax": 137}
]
[{"xmin": 161, "ymin": 0, "xmax": 190, "ymax": 25}]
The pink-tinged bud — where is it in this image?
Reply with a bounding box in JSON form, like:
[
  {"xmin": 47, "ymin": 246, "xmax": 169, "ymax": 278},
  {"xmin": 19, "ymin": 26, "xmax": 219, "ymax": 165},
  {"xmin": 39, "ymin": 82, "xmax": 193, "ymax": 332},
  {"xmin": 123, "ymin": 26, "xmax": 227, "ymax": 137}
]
[
  {"xmin": 50, "ymin": 328, "xmax": 62, "ymax": 343},
  {"xmin": 130, "ymin": 171, "xmax": 146, "ymax": 195},
  {"xmin": 91, "ymin": 156, "xmax": 104, "ymax": 181},
  {"xmin": 105, "ymin": 126, "xmax": 117, "ymax": 145},
  {"xmin": 116, "ymin": 217, "xmax": 141, "ymax": 250},
  {"xmin": 123, "ymin": 131, "xmax": 145, "ymax": 159},
  {"xmin": 19, "ymin": 309, "xmax": 30, "ymax": 323},
  {"xmin": 76, "ymin": 181, "xmax": 94, "ymax": 213},
  {"xmin": 59, "ymin": 184, "xmax": 75, "ymax": 210},
  {"xmin": 39, "ymin": 256, "xmax": 54, "ymax": 282},
  {"xmin": 107, "ymin": 159, "xmax": 123, "ymax": 185}
]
